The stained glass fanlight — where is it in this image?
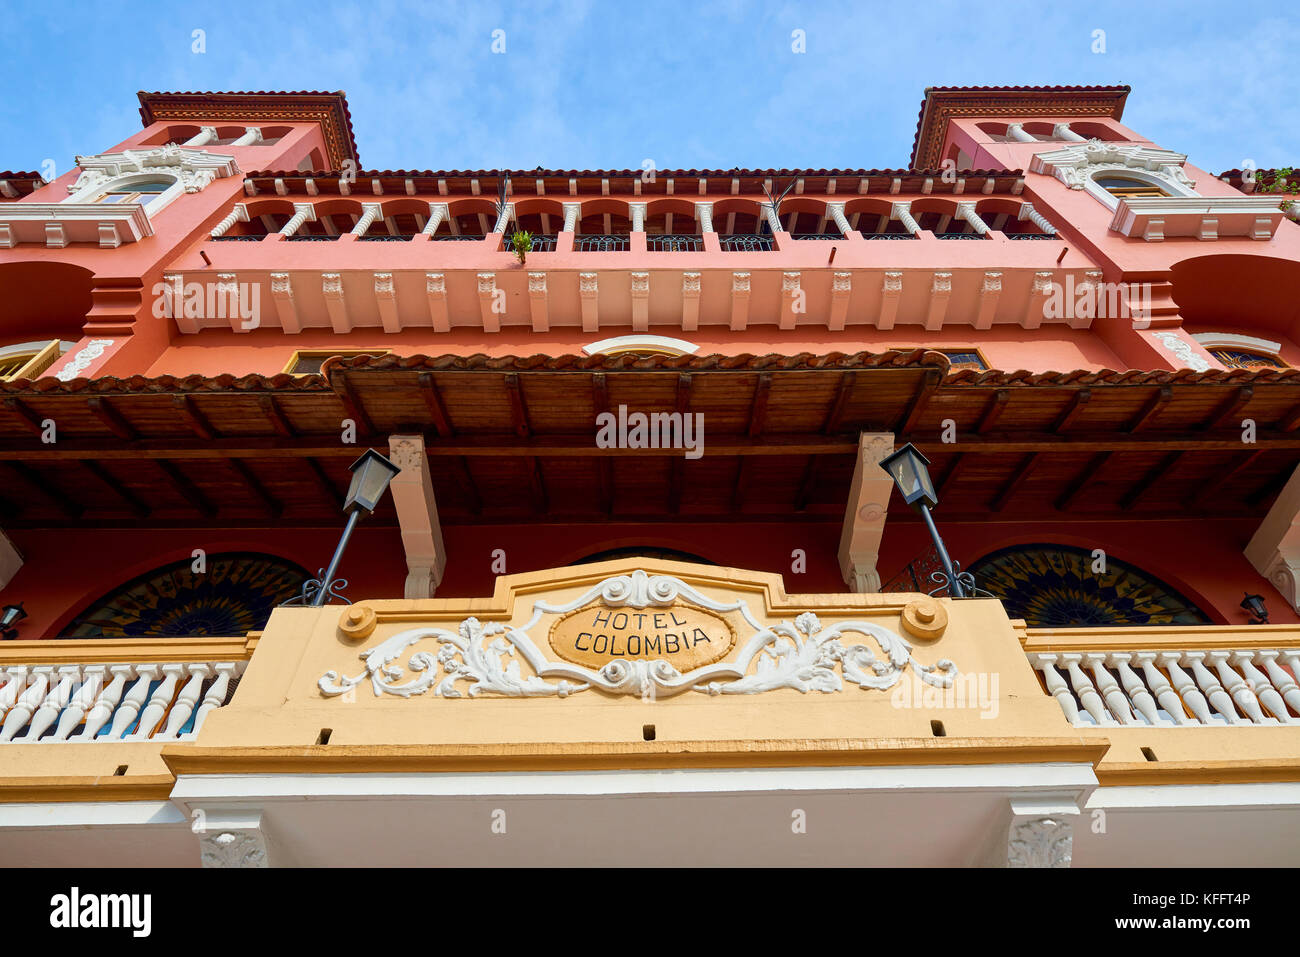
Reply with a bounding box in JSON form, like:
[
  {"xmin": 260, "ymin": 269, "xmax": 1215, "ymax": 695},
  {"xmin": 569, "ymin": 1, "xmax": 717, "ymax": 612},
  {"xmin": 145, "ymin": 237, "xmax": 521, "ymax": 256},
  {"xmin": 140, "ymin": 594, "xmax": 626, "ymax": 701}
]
[
  {"xmin": 966, "ymin": 544, "xmax": 1211, "ymax": 627},
  {"xmin": 62, "ymin": 553, "xmax": 308, "ymax": 638}
]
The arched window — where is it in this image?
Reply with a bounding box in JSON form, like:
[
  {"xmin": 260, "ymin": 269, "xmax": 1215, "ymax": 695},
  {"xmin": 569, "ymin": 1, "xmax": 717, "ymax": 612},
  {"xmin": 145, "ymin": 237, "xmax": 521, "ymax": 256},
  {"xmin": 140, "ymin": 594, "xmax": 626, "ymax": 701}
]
[
  {"xmin": 62, "ymin": 552, "xmax": 308, "ymax": 638},
  {"xmin": 1206, "ymin": 349, "xmax": 1286, "ymax": 370},
  {"xmin": 0, "ymin": 340, "xmax": 72, "ymax": 380},
  {"xmin": 573, "ymin": 547, "xmax": 715, "ymax": 566},
  {"xmin": 583, "ymin": 335, "xmax": 699, "ymax": 358},
  {"xmin": 1094, "ymin": 174, "xmax": 1170, "ymax": 200},
  {"xmin": 94, "ymin": 179, "xmax": 173, "ymax": 204},
  {"xmin": 967, "ymin": 543, "xmax": 1210, "ymax": 627}
]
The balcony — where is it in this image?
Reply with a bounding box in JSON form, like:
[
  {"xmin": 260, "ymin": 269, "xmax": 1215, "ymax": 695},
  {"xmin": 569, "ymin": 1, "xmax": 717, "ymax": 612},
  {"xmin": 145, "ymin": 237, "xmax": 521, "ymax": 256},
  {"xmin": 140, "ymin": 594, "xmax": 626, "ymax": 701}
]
[
  {"xmin": 719, "ymin": 234, "xmax": 773, "ymax": 251},
  {"xmin": 573, "ymin": 234, "xmax": 628, "ymax": 252},
  {"xmin": 2, "ymin": 559, "xmax": 1297, "ymax": 867},
  {"xmin": 648, "ymin": 234, "xmax": 703, "ymax": 252}
]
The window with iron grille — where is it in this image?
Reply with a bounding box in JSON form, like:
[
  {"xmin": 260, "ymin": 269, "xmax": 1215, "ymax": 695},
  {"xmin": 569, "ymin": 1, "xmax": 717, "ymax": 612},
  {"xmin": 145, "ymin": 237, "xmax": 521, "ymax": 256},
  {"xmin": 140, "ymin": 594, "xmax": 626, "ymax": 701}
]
[{"xmin": 1208, "ymin": 348, "xmax": 1285, "ymax": 370}]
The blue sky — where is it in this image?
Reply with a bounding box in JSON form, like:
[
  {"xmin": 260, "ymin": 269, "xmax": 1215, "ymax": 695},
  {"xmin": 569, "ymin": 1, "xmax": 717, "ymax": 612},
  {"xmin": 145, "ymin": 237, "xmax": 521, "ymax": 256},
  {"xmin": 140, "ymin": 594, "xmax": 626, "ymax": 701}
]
[{"xmin": 1, "ymin": 1, "xmax": 1295, "ymax": 179}]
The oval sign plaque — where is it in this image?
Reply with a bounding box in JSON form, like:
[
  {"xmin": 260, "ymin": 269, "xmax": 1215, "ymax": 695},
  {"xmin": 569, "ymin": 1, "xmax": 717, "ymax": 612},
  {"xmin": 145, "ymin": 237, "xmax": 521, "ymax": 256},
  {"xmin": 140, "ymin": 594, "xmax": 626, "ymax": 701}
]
[{"xmin": 549, "ymin": 603, "xmax": 736, "ymax": 672}]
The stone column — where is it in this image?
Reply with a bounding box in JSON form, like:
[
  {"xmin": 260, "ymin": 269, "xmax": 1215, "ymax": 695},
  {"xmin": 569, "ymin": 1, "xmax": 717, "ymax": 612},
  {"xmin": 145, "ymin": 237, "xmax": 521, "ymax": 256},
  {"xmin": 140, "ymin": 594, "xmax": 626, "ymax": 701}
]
[
  {"xmin": 1005, "ymin": 123, "xmax": 1037, "ymax": 143},
  {"xmin": 231, "ymin": 127, "xmax": 263, "ymax": 146},
  {"xmin": 562, "ymin": 202, "xmax": 581, "ymax": 233},
  {"xmin": 183, "ymin": 127, "xmax": 218, "ymax": 147},
  {"xmin": 422, "ymin": 203, "xmax": 448, "ymax": 236},
  {"xmin": 891, "ymin": 202, "xmax": 922, "ymax": 236},
  {"xmin": 695, "ymin": 202, "xmax": 714, "ymax": 233}
]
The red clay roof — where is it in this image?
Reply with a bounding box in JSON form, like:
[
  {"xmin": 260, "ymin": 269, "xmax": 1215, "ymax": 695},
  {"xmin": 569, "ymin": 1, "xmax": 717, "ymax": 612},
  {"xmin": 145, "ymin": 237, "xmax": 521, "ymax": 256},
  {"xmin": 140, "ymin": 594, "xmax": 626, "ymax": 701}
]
[
  {"xmin": 137, "ymin": 91, "xmax": 360, "ymax": 169},
  {"xmin": 910, "ymin": 84, "xmax": 1131, "ymax": 169}
]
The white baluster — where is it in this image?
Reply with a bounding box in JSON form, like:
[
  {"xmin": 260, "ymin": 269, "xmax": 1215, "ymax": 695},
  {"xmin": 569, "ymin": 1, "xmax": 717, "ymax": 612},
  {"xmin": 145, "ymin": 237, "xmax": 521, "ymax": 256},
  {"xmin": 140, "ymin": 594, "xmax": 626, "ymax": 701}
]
[
  {"xmin": 109, "ymin": 665, "xmax": 159, "ymax": 740},
  {"xmin": 161, "ymin": 665, "xmax": 212, "ymax": 739},
  {"xmin": 0, "ymin": 666, "xmax": 27, "ymax": 716},
  {"xmin": 1259, "ymin": 652, "xmax": 1300, "ymax": 718},
  {"xmin": 0, "ymin": 666, "xmax": 51, "ymax": 742},
  {"xmin": 52, "ymin": 666, "xmax": 105, "ymax": 741},
  {"xmin": 1060, "ymin": 653, "xmax": 1115, "ymax": 725},
  {"xmin": 1034, "ymin": 655, "xmax": 1080, "ymax": 725},
  {"xmin": 72, "ymin": 665, "xmax": 133, "ymax": 742},
  {"xmin": 1086, "ymin": 654, "xmax": 1138, "ymax": 724},
  {"xmin": 25, "ymin": 666, "xmax": 79, "ymax": 741},
  {"xmin": 1185, "ymin": 651, "xmax": 1245, "ymax": 725},
  {"xmin": 190, "ymin": 663, "xmax": 238, "ymax": 737},
  {"xmin": 1209, "ymin": 651, "xmax": 1270, "ymax": 724},
  {"xmin": 1109, "ymin": 653, "xmax": 1160, "ymax": 725},
  {"xmin": 1136, "ymin": 652, "xmax": 1193, "ymax": 725},
  {"xmin": 127, "ymin": 664, "xmax": 183, "ymax": 741},
  {"xmin": 1233, "ymin": 652, "xmax": 1295, "ymax": 724},
  {"xmin": 1158, "ymin": 653, "xmax": 1213, "ymax": 724}
]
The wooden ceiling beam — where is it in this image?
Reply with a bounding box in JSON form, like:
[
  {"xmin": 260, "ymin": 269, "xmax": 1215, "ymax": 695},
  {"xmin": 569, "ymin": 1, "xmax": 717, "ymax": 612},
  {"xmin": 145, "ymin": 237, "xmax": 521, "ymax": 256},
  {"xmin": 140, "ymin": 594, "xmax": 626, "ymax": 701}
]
[
  {"xmin": 938, "ymin": 453, "xmax": 974, "ymax": 499},
  {"xmin": 3, "ymin": 462, "xmax": 81, "ymax": 518},
  {"xmin": 1052, "ymin": 389, "xmax": 1091, "ymax": 433},
  {"xmin": 334, "ymin": 376, "xmax": 376, "ymax": 437},
  {"xmin": 256, "ymin": 395, "xmax": 296, "ymax": 438},
  {"xmin": 504, "ymin": 373, "xmax": 531, "ymax": 438},
  {"xmin": 894, "ymin": 371, "xmax": 940, "ymax": 435},
  {"xmin": 991, "ymin": 452, "xmax": 1042, "ymax": 511},
  {"xmin": 1127, "ymin": 386, "xmax": 1172, "ymax": 433},
  {"xmin": 977, "ymin": 390, "xmax": 1009, "ymax": 433},
  {"xmin": 1205, "ymin": 385, "xmax": 1253, "ymax": 432},
  {"xmin": 1120, "ymin": 451, "xmax": 1185, "ymax": 510},
  {"xmin": 794, "ymin": 456, "xmax": 819, "ymax": 511},
  {"xmin": 1187, "ymin": 450, "xmax": 1264, "ymax": 508},
  {"xmin": 229, "ymin": 458, "xmax": 283, "ymax": 518},
  {"xmin": 748, "ymin": 373, "xmax": 773, "ymax": 437},
  {"xmin": 1056, "ymin": 452, "xmax": 1112, "ymax": 512},
  {"xmin": 822, "ymin": 372, "xmax": 855, "ymax": 434},
  {"xmin": 305, "ymin": 457, "xmax": 343, "ymax": 510},
  {"xmin": 417, "ymin": 373, "xmax": 454, "ymax": 438},
  {"xmin": 451, "ymin": 456, "xmax": 482, "ymax": 515},
  {"xmin": 2, "ymin": 398, "xmax": 45, "ymax": 438},
  {"xmin": 155, "ymin": 459, "xmax": 216, "ymax": 518},
  {"xmin": 80, "ymin": 460, "xmax": 150, "ymax": 517},
  {"xmin": 86, "ymin": 397, "xmax": 136, "ymax": 440},
  {"xmin": 173, "ymin": 395, "xmax": 216, "ymax": 440}
]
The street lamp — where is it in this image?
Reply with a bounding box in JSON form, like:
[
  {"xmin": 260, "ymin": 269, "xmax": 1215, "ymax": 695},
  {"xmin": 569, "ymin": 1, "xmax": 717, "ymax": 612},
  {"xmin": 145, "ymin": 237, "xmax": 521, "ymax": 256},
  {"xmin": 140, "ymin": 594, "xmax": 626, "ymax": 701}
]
[
  {"xmin": 879, "ymin": 442, "xmax": 970, "ymax": 599},
  {"xmin": 1, "ymin": 602, "xmax": 27, "ymax": 640},
  {"xmin": 293, "ymin": 449, "xmax": 400, "ymax": 607}
]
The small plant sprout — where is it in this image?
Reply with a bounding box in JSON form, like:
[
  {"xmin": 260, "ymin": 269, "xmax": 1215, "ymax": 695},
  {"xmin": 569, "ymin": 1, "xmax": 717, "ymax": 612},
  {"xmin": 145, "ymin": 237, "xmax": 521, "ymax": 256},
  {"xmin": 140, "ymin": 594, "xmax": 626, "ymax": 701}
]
[{"xmin": 509, "ymin": 230, "xmax": 533, "ymax": 265}]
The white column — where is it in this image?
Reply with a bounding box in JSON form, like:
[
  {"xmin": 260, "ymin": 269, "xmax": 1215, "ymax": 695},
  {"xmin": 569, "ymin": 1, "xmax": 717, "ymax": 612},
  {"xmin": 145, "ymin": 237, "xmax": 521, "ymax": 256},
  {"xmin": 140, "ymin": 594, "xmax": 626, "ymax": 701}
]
[
  {"xmin": 277, "ymin": 203, "xmax": 316, "ymax": 238},
  {"xmin": 629, "ymin": 203, "xmax": 646, "ymax": 232},
  {"xmin": 161, "ymin": 664, "xmax": 213, "ymax": 738},
  {"xmin": 956, "ymin": 202, "xmax": 992, "ymax": 235},
  {"xmin": 183, "ymin": 126, "xmax": 218, "ymax": 147},
  {"xmin": 209, "ymin": 204, "xmax": 250, "ymax": 238},
  {"xmin": 562, "ymin": 202, "xmax": 581, "ymax": 233},
  {"xmin": 695, "ymin": 202, "xmax": 714, "ymax": 233},
  {"xmin": 891, "ymin": 202, "xmax": 922, "ymax": 236},
  {"xmin": 231, "ymin": 127, "xmax": 263, "ymax": 146},
  {"xmin": 71, "ymin": 665, "xmax": 131, "ymax": 741},
  {"xmin": 350, "ymin": 203, "xmax": 383, "ymax": 236},
  {"xmin": 1005, "ymin": 123, "xmax": 1037, "ymax": 143},
  {"xmin": 422, "ymin": 203, "xmax": 448, "ymax": 236},
  {"xmin": 1053, "ymin": 123, "xmax": 1087, "ymax": 142},
  {"xmin": 762, "ymin": 203, "xmax": 782, "ymax": 234},
  {"xmin": 1018, "ymin": 202, "xmax": 1057, "ymax": 235},
  {"xmin": 492, "ymin": 203, "xmax": 514, "ymax": 234},
  {"xmin": 191, "ymin": 662, "xmax": 239, "ymax": 736},
  {"xmin": 827, "ymin": 202, "xmax": 852, "ymax": 237}
]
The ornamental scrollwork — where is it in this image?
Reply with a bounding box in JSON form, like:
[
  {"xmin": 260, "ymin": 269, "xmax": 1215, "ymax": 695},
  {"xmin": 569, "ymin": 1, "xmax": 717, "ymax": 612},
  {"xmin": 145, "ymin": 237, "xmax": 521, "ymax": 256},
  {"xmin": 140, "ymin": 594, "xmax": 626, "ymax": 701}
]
[{"xmin": 318, "ymin": 571, "xmax": 957, "ymax": 700}]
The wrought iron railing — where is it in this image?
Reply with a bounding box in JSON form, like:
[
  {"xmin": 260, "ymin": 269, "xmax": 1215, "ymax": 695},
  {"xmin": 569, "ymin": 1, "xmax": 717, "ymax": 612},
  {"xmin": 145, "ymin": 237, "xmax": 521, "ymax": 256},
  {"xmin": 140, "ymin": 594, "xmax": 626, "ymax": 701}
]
[
  {"xmin": 860, "ymin": 232, "xmax": 918, "ymax": 239},
  {"xmin": 359, "ymin": 234, "xmax": 416, "ymax": 241},
  {"xmin": 430, "ymin": 235, "xmax": 486, "ymax": 241},
  {"xmin": 286, "ymin": 234, "xmax": 337, "ymax": 241},
  {"xmin": 574, "ymin": 234, "xmax": 628, "ymax": 252},
  {"xmin": 509, "ymin": 234, "xmax": 557, "ymax": 251},
  {"xmin": 648, "ymin": 234, "xmax": 703, "ymax": 252},
  {"xmin": 1007, "ymin": 233, "xmax": 1058, "ymax": 240},
  {"xmin": 791, "ymin": 233, "xmax": 842, "ymax": 240},
  {"xmin": 720, "ymin": 234, "xmax": 773, "ymax": 251},
  {"xmin": 210, "ymin": 235, "xmax": 264, "ymax": 241},
  {"xmin": 935, "ymin": 232, "xmax": 987, "ymax": 240}
]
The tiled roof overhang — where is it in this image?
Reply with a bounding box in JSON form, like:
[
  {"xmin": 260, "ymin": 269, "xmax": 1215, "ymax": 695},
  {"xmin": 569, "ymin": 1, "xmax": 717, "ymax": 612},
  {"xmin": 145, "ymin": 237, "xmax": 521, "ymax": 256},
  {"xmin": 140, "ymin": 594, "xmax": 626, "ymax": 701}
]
[
  {"xmin": 1216, "ymin": 168, "xmax": 1298, "ymax": 191},
  {"xmin": 137, "ymin": 91, "xmax": 360, "ymax": 169},
  {"xmin": 0, "ymin": 172, "xmax": 48, "ymax": 198},
  {"xmin": 910, "ymin": 85, "xmax": 1131, "ymax": 169},
  {"xmin": 2, "ymin": 351, "xmax": 1297, "ymax": 526}
]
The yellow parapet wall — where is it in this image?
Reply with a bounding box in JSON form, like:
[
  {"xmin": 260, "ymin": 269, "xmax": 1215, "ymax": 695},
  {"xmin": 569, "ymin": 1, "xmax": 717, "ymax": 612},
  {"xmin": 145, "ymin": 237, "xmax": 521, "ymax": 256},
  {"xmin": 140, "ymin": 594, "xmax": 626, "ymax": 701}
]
[{"xmin": 163, "ymin": 558, "xmax": 1101, "ymax": 776}]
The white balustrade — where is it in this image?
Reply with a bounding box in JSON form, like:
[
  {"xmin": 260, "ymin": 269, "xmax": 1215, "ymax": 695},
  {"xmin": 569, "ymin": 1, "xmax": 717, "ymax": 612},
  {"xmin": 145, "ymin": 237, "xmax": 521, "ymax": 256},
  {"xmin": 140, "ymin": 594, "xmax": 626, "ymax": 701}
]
[
  {"xmin": 0, "ymin": 660, "xmax": 244, "ymax": 743},
  {"xmin": 1030, "ymin": 649, "xmax": 1300, "ymax": 727}
]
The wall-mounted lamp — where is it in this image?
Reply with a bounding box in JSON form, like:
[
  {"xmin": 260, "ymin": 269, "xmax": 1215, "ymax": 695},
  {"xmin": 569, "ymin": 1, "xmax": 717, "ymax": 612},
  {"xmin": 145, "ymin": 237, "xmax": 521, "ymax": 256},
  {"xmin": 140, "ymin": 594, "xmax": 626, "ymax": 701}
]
[
  {"xmin": 1, "ymin": 602, "xmax": 27, "ymax": 640},
  {"xmin": 1241, "ymin": 592, "xmax": 1269, "ymax": 625}
]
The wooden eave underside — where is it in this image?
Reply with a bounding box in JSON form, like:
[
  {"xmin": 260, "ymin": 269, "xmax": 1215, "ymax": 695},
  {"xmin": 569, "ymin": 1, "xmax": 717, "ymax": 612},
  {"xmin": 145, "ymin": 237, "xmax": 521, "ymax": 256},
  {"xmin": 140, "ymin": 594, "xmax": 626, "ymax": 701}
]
[{"xmin": 0, "ymin": 351, "xmax": 1297, "ymax": 528}]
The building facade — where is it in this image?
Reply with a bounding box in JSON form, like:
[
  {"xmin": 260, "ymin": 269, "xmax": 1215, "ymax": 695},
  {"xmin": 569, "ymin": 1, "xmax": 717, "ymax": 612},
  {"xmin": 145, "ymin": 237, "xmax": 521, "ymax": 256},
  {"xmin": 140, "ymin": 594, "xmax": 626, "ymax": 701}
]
[{"xmin": 0, "ymin": 85, "xmax": 1298, "ymax": 866}]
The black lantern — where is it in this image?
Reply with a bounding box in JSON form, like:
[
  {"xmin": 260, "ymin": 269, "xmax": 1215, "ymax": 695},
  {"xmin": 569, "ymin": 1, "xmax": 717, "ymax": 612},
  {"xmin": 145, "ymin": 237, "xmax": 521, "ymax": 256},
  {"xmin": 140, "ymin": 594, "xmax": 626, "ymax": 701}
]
[
  {"xmin": 283, "ymin": 449, "xmax": 401, "ymax": 607},
  {"xmin": 1241, "ymin": 592, "xmax": 1269, "ymax": 625},
  {"xmin": 1, "ymin": 602, "xmax": 27, "ymax": 640},
  {"xmin": 879, "ymin": 443, "xmax": 939, "ymax": 510},
  {"xmin": 343, "ymin": 449, "xmax": 401, "ymax": 514},
  {"xmin": 880, "ymin": 442, "xmax": 968, "ymax": 598}
]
